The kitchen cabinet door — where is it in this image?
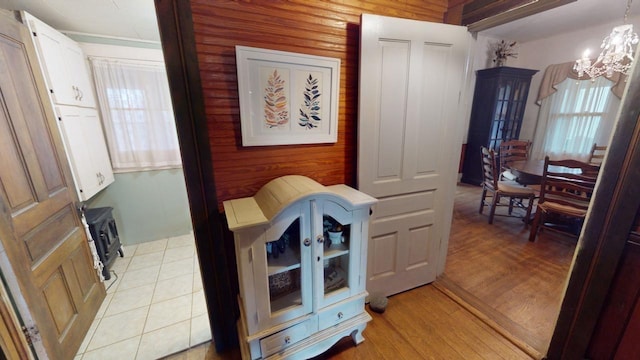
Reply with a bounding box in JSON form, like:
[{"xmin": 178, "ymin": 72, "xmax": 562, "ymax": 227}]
[
  {"xmin": 57, "ymin": 106, "xmax": 114, "ymax": 200},
  {"xmin": 24, "ymin": 12, "xmax": 96, "ymax": 108}
]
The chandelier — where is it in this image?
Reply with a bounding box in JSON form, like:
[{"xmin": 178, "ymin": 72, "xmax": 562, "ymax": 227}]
[{"xmin": 574, "ymin": 0, "xmax": 639, "ymax": 79}]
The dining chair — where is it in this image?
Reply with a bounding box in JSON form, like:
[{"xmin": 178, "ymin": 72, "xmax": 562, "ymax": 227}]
[
  {"xmin": 499, "ymin": 140, "xmax": 531, "ymax": 181},
  {"xmin": 479, "ymin": 147, "xmax": 536, "ymax": 225},
  {"xmin": 528, "ymin": 156, "xmax": 600, "ymax": 242},
  {"xmin": 589, "ymin": 143, "xmax": 607, "ymax": 165}
]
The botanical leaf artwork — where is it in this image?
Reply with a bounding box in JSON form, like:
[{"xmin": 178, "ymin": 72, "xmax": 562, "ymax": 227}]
[
  {"xmin": 264, "ymin": 69, "xmax": 288, "ymax": 128},
  {"xmin": 299, "ymin": 74, "xmax": 321, "ymax": 129}
]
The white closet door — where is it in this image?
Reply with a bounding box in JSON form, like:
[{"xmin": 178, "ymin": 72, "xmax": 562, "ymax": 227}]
[{"xmin": 358, "ymin": 14, "xmax": 470, "ymax": 296}]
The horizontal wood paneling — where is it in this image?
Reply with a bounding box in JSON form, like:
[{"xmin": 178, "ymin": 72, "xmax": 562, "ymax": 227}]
[{"xmin": 189, "ymin": 0, "xmax": 447, "ymax": 208}]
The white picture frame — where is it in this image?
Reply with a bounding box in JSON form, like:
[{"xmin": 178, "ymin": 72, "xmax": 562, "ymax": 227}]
[{"xmin": 235, "ymin": 46, "xmax": 340, "ymax": 146}]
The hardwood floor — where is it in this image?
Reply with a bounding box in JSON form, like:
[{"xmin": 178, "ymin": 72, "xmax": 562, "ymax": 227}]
[
  {"xmin": 445, "ymin": 183, "xmax": 576, "ymax": 355},
  {"xmin": 163, "ymin": 285, "xmax": 532, "ymax": 360},
  {"xmin": 164, "ymin": 183, "xmax": 573, "ymax": 359}
]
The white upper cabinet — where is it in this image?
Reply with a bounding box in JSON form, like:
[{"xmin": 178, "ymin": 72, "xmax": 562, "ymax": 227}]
[
  {"xmin": 22, "ymin": 11, "xmax": 114, "ymax": 201},
  {"xmin": 23, "ymin": 12, "xmax": 96, "ymax": 108},
  {"xmin": 56, "ymin": 106, "xmax": 114, "ymax": 201}
]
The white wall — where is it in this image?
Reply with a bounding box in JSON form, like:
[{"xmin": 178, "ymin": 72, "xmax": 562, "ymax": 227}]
[
  {"xmin": 465, "ymin": 15, "xmax": 640, "ymax": 147},
  {"xmin": 78, "ymin": 42, "xmax": 193, "ymax": 244}
]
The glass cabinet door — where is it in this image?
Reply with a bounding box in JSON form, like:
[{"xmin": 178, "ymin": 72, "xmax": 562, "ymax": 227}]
[
  {"xmin": 315, "ymin": 200, "xmax": 355, "ymax": 306},
  {"xmin": 266, "ymin": 218, "xmax": 305, "ymax": 313},
  {"xmin": 321, "ymin": 214, "xmax": 350, "ymax": 297},
  {"xmin": 253, "ymin": 203, "xmax": 312, "ymax": 331}
]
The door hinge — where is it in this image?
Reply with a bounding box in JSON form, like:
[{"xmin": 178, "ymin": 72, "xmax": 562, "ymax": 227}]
[{"xmin": 21, "ymin": 325, "xmax": 40, "ymax": 346}]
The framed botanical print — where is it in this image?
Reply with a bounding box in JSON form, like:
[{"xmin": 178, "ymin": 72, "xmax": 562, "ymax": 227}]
[{"xmin": 235, "ymin": 46, "xmax": 340, "ymax": 146}]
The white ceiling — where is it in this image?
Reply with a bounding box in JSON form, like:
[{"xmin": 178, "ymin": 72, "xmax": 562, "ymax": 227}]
[
  {"xmin": 0, "ymin": 0, "xmax": 161, "ymax": 42},
  {"xmin": 0, "ymin": 0, "xmax": 636, "ymax": 44}
]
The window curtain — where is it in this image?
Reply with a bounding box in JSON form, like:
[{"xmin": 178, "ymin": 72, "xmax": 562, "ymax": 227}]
[
  {"xmin": 89, "ymin": 58, "xmax": 181, "ymax": 171},
  {"xmin": 531, "ymin": 62, "xmax": 622, "ymax": 161}
]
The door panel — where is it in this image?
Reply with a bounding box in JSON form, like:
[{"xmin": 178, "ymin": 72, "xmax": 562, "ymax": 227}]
[
  {"xmin": 359, "ymin": 14, "xmax": 469, "ymax": 296},
  {"xmin": 0, "ymin": 14, "xmax": 105, "ymax": 360}
]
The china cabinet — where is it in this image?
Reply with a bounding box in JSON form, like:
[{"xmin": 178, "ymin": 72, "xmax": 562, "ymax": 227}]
[
  {"xmin": 461, "ymin": 66, "xmax": 538, "ymax": 185},
  {"xmin": 223, "ymin": 175, "xmax": 377, "ymax": 359}
]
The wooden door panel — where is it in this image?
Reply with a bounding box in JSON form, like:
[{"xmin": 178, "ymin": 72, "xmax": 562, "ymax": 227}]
[
  {"xmin": 12, "ymin": 190, "xmax": 71, "ymax": 236},
  {"xmin": 43, "ymin": 270, "xmax": 76, "ymax": 335},
  {"xmin": 3, "ymin": 40, "xmax": 65, "ymax": 194},
  {"xmin": 0, "ymin": 105, "xmax": 35, "ymax": 210},
  {"xmin": 22, "ymin": 203, "xmax": 76, "ymax": 263},
  {"xmin": 0, "ymin": 13, "xmax": 105, "ymax": 360}
]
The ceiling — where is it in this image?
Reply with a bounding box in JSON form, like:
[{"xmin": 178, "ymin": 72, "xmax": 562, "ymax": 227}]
[
  {"xmin": 0, "ymin": 0, "xmax": 636, "ymax": 44},
  {"xmin": 0, "ymin": 0, "xmax": 161, "ymax": 42},
  {"xmin": 480, "ymin": 0, "xmax": 638, "ymax": 42}
]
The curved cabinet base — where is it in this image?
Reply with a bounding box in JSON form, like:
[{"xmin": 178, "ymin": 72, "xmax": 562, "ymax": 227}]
[{"xmin": 239, "ymin": 311, "xmax": 371, "ymax": 360}]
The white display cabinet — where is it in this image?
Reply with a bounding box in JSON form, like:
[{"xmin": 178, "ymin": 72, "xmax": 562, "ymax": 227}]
[{"xmin": 224, "ymin": 175, "xmax": 377, "ymax": 359}]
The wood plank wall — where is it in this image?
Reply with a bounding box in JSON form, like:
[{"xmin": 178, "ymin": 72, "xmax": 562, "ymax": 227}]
[{"xmin": 189, "ymin": 0, "xmax": 447, "ymax": 209}]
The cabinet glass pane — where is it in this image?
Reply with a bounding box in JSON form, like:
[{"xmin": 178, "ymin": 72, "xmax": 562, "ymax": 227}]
[
  {"xmin": 267, "ymin": 219, "xmax": 302, "ymax": 313},
  {"xmin": 322, "ymin": 215, "xmax": 350, "ymax": 296}
]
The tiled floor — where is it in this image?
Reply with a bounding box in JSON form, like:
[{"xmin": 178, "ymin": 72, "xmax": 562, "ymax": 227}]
[{"xmin": 75, "ymin": 233, "xmax": 212, "ymax": 360}]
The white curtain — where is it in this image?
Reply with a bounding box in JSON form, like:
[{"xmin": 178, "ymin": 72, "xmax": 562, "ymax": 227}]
[
  {"xmin": 90, "ymin": 58, "xmax": 181, "ymax": 171},
  {"xmin": 531, "ymin": 76, "xmax": 620, "ymax": 161}
]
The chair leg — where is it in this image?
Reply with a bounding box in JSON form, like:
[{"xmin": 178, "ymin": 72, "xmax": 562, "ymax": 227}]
[
  {"xmin": 528, "ymin": 209, "xmax": 542, "ymax": 242},
  {"xmin": 523, "ymin": 195, "xmax": 534, "ymax": 227},
  {"xmin": 488, "ymin": 194, "xmax": 499, "ymax": 224},
  {"xmin": 508, "ymin": 197, "xmax": 514, "ymax": 214},
  {"xmin": 479, "ymin": 188, "xmax": 487, "ymax": 214}
]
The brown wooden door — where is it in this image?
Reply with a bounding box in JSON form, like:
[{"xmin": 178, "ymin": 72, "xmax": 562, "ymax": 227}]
[{"xmin": 0, "ymin": 12, "xmax": 105, "ymax": 360}]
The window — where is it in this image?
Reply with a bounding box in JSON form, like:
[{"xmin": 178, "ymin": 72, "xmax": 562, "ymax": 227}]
[
  {"xmin": 532, "ymin": 76, "xmax": 620, "ymax": 161},
  {"xmin": 90, "ymin": 58, "xmax": 181, "ymax": 171}
]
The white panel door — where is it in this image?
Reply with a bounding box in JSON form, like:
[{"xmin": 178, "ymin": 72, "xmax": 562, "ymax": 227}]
[{"xmin": 358, "ymin": 14, "xmax": 470, "ymax": 296}]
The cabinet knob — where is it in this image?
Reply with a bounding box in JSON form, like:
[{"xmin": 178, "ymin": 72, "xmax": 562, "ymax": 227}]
[
  {"xmin": 316, "ymin": 235, "xmax": 324, "ymax": 244},
  {"xmin": 337, "ymin": 312, "xmax": 344, "ymax": 319},
  {"xmin": 303, "ymin": 238, "xmax": 311, "ymax": 247},
  {"xmin": 284, "ymin": 336, "xmax": 291, "ymax": 345}
]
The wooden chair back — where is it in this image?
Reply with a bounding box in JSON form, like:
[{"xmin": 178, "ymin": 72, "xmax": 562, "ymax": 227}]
[
  {"xmin": 538, "ymin": 157, "xmax": 600, "ymax": 212},
  {"xmin": 499, "ymin": 140, "xmax": 531, "ymax": 172},
  {"xmin": 589, "ymin": 143, "xmax": 607, "ymax": 165},
  {"xmin": 481, "ymin": 147, "xmax": 498, "ymax": 190}
]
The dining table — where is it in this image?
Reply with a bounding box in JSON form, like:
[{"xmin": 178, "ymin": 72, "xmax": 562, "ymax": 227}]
[{"xmin": 507, "ymin": 159, "xmax": 583, "ymax": 186}]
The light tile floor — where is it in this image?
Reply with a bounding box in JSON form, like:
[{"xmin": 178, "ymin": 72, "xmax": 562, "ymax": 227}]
[{"xmin": 75, "ymin": 233, "xmax": 212, "ymax": 360}]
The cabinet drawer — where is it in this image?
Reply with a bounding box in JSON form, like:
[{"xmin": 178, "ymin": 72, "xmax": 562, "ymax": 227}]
[
  {"xmin": 259, "ymin": 318, "xmax": 316, "ymax": 357},
  {"xmin": 318, "ymin": 297, "xmax": 364, "ymax": 331}
]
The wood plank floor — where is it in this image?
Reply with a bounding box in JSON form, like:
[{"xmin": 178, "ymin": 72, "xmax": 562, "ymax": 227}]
[
  {"xmin": 445, "ymin": 183, "xmax": 575, "ymax": 355},
  {"xmin": 163, "ymin": 285, "xmax": 532, "ymax": 360},
  {"xmin": 164, "ymin": 184, "xmax": 574, "ymax": 359}
]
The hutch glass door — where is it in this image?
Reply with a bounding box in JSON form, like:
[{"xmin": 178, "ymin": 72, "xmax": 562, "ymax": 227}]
[
  {"xmin": 316, "ymin": 200, "xmax": 355, "ymax": 306},
  {"xmin": 263, "ymin": 204, "xmax": 312, "ymax": 323}
]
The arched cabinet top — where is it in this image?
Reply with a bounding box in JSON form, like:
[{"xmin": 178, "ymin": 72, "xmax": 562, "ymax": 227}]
[{"xmin": 223, "ymin": 175, "xmax": 377, "ymax": 231}]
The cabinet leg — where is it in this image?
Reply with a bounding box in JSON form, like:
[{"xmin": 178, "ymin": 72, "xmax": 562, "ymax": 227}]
[
  {"xmin": 350, "ymin": 325, "xmax": 366, "ymax": 345},
  {"xmin": 118, "ymin": 247, "xmax": 124, "ymax": 257}
]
